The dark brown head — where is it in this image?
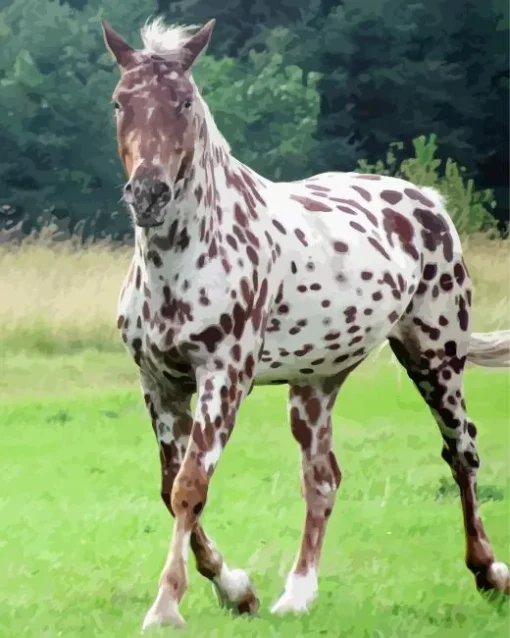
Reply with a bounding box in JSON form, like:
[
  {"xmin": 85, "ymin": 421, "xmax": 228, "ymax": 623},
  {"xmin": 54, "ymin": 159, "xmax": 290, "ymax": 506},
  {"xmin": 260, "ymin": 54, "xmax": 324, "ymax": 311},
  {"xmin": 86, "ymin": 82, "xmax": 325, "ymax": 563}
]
[{"xmin": 102, "ymin": 19, "xmax": 215, "ymax": 227}]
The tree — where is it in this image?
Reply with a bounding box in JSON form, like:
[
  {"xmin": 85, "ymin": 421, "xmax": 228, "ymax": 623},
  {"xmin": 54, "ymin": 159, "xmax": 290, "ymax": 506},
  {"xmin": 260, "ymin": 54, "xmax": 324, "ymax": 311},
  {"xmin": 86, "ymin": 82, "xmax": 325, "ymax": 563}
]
[
  {"xmin": 195, "ymin": 47, "xmax": 321, "ymax": 181},
  {"xmin": 0, "ymin": 0, "xmax": 321, "ymax": 239},
  {"xmin": 313, "ymin": 0, "xmax": 509, "ymax": 224},
  {"xmin": 157, "ymin": 0, "xmax": 323, "ymax": 58}
]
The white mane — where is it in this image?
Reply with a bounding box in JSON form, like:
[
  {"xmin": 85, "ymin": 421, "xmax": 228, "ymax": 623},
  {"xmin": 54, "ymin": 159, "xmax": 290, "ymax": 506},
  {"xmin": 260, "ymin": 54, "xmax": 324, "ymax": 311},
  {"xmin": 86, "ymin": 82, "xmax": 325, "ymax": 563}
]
[
  {"xmin": 140, "ymin": 18, "xmax": 231, "ymax": 154},
  {"xmin": 141, "ymin": 18, "xmax": 199, "ymax": 60}
]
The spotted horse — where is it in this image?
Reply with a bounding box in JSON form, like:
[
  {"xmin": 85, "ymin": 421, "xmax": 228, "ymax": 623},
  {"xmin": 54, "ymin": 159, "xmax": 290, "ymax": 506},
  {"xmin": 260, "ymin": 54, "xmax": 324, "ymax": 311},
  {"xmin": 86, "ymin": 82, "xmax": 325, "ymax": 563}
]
[{"xmin": 101, "ymin": 18, "xmax": 510, "ymax": 630}]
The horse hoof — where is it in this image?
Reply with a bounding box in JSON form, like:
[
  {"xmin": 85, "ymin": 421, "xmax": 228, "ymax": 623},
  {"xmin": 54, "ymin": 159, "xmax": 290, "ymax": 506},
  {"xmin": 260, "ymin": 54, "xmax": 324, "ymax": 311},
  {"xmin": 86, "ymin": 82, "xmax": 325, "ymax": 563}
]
[
  {"xmin": 234, "ymin": 587, "xmax": 260, "ymax": 615},
  {"xmin": 270, "ymin": 592, "xmax": 311, "ymax": 615},
  {"xmin": 270, "ymin": 570, "xmax": 318, "ymax": 615},
  {"xmin": 142, "ymin": 588, "xmax": 185, "ymax": 630}
]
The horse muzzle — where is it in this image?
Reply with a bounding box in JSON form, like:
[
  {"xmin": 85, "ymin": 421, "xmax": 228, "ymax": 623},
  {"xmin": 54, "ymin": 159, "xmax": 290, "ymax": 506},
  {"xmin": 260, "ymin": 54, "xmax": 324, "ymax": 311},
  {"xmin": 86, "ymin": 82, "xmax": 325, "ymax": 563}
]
[{"xmin": 123, "ymin": 175, "xmax": 173, "ymax": 228}]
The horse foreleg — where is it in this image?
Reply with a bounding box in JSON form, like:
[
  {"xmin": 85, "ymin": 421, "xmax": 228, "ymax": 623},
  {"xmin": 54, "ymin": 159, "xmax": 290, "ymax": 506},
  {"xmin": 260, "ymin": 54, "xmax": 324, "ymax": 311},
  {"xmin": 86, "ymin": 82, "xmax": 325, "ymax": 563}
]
[{"xmin": 142, "ymin": 366, "xmax": 259, "ymax": 629}]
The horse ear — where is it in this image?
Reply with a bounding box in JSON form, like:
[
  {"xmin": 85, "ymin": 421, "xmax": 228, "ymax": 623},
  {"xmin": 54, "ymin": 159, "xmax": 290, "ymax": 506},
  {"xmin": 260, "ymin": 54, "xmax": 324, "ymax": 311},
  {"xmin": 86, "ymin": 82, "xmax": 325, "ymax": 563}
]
[
  {"xmin": 182, "ymin": 19, "xmax": 215, "ymax": 70},
  {"xmin": 101, "ymin": 20, "xmax": 135, "ymax": 69}
]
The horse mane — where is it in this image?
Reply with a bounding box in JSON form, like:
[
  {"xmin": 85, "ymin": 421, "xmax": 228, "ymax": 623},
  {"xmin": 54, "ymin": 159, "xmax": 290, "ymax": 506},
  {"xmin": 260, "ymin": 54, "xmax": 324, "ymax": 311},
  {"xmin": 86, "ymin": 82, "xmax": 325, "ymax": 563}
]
[
  {"xmin": 141, "ymin": 18, "xmax": 198, "ymax": 61},
  {"xmin": 140, "ymin": 18, "xmax": 231, "ymax": 155}
]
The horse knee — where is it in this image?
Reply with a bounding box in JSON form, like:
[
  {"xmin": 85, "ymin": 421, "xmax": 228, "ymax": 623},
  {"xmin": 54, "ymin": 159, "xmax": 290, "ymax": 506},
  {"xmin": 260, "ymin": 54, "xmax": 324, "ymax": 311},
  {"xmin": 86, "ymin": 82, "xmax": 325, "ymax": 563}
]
[
  {"xmin": 170, "ymin": 466, "xmax": 209, "ymax": 523},
  {"xmin": 303, "ymin": 452, "xmax": 342, "ymax": 514}
]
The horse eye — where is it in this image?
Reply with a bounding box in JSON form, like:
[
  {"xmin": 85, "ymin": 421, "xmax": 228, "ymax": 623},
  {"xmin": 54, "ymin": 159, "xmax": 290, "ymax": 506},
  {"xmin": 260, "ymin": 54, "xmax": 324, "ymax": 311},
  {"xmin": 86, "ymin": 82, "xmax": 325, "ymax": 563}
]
[
  {"xmin": 182, "ymin": 100, "xmax": 192, "ymax": 111},
  {"xmin": 113, "ymin": 101, "xmax": 121, "ymax": 111}
]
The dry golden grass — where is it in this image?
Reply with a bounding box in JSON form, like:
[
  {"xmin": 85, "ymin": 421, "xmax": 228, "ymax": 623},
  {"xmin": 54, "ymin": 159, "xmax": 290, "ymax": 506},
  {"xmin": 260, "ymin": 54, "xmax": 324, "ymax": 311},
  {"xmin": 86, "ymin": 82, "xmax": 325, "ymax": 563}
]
[
  {"xmin": 462, "ymin": 234, "xmax": 510, "ymax": 332},
  {"xmin": 0, "ymin": 234, "xmax": 508, "ymax": 354},
  {"xmin": 0, "ymin": 239, "xmax": 131, "ymax": 353}
]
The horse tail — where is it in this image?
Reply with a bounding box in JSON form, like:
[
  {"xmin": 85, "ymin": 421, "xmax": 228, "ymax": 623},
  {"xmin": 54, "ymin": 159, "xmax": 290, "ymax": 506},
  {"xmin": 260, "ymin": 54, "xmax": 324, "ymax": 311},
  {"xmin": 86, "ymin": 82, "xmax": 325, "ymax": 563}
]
[{"xmin": 466, "ymin": 330, "xmax": 510, "ymax": 368}]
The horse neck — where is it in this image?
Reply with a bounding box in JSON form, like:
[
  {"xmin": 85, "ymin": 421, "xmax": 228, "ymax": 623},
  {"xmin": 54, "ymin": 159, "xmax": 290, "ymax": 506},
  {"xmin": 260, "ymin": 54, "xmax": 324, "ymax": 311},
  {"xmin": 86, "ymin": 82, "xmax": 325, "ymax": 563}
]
[{"xmin": 134, "ymin": 112, "xmax": 268, "ymax": 290}]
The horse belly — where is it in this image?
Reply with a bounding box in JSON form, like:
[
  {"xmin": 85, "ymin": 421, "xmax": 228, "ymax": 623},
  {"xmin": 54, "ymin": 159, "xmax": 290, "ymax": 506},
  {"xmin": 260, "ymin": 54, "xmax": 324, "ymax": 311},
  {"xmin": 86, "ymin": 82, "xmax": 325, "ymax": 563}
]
[{"xmin": 256, "ymin": 247, "xmax": 419, "ymax": 383}]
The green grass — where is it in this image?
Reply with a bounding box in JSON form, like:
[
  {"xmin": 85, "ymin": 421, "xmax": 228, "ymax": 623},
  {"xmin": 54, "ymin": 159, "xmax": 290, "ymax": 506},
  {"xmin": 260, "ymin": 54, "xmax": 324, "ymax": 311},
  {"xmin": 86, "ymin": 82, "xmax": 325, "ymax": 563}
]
[{"xmin": 1, "ymin": 351, "xmax": 509, "ymax": 637}]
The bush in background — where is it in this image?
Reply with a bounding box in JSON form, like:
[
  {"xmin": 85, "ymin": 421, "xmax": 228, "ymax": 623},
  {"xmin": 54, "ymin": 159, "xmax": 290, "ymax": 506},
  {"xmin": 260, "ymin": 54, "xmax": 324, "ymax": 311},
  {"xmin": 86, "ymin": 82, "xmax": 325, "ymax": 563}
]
[{"xmin": 357, "ymin": 135, "xmax": 498, "ymax": 235}]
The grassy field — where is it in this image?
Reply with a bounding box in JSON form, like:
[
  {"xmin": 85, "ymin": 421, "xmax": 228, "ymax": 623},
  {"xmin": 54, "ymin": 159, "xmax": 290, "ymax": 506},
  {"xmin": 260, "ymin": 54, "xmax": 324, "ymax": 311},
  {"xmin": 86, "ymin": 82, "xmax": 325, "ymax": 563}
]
[{"xmin": 0, "ymin": 238, "xmax": 509, "ymax": 637}]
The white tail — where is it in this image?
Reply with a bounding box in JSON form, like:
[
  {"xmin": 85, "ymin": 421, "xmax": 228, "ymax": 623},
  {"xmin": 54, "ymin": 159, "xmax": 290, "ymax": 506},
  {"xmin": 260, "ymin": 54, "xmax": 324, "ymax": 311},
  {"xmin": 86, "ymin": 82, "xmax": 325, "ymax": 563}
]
[{"xmin": 466, "ymin": 330, "xmax": 510, "ymax": 368}]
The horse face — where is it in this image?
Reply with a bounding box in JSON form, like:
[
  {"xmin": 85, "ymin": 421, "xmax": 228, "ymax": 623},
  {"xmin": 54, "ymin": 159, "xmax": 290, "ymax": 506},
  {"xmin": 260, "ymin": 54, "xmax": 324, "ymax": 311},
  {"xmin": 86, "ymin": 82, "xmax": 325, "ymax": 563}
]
[
  {"xmin": 113, "ymin": 60, "xmax": 196, "ymax": 227},
  {"xmin": 102, "ymin": 20, "xmax": 214, "ymax": 227}
]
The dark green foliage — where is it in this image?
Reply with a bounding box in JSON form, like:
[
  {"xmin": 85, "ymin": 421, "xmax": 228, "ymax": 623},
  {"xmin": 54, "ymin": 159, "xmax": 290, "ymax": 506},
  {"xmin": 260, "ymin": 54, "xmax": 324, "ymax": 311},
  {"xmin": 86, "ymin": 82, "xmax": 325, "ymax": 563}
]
[
  {"xmin": 154, "ymin": 0, "xmax": 510, "ymax": 229},
  {"xmin": 0, "ymin": 0, "xmax": 144, "ymax": 241},
  {"xmin": 313, "ymin": 0, "xmax": 509, "ymax": 225},
  {"xmin": 0, "ymin": 0, "xmax": 323, "ymax": 241},
  {"xmin": 194, "ymin": 51, "xmax": 320, "ymax": 182},
  {"xmin": 157, "ymin": 0, "xmax": 323, "ymax": 58},
  {"xmin": 0, "ymin": 0, "xmax": 507, "ymax": 242}
]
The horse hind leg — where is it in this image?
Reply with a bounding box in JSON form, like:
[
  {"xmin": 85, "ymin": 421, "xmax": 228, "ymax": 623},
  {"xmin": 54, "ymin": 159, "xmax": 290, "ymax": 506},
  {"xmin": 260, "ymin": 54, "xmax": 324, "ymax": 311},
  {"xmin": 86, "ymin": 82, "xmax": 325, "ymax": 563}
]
[{"xmin": 388, "ymin": 266, "xmax": 509, "ymax": 598}]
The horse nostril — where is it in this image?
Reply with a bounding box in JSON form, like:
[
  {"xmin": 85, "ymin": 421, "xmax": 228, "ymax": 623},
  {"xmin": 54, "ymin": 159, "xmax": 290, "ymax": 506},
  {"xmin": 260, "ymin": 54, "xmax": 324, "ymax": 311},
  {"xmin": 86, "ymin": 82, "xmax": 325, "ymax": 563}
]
[
  {"xmin": 153, "ymin": 180, "xmax": 170, "ymax": 199},
  {"xmin": 124, "ymin": 182, "xmax": 132, "ymax": 194}
]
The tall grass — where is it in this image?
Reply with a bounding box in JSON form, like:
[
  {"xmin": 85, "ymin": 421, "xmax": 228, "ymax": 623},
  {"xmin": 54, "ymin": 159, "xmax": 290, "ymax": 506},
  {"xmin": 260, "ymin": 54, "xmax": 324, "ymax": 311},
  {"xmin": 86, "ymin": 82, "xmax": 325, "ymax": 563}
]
[
  {"xmin": 0, "ymin": 235, "xmax": 508, "ymax": 355},
  {"xmin": 461, "ymin": 235, "xmax": 510, "ymax": 332},
  {"xmin": 0, "ymin": 239, "xmax": 130, "ymax": 354}
]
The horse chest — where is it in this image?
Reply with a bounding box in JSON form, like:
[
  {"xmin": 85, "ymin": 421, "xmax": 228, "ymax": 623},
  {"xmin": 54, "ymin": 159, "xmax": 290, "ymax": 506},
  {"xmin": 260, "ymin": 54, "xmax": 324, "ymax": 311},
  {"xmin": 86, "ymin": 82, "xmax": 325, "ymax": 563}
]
[{"xmin": 117, "ymin": 276, "xmax": 198, "ymax": 388}]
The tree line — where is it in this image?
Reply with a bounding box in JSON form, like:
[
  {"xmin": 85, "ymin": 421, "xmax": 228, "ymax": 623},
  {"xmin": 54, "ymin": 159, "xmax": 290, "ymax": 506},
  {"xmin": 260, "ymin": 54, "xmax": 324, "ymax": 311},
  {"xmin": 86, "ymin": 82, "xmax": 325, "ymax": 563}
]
[{"xmin": 0, "ymin": 0, "xmax": 507, "ymax": 242}]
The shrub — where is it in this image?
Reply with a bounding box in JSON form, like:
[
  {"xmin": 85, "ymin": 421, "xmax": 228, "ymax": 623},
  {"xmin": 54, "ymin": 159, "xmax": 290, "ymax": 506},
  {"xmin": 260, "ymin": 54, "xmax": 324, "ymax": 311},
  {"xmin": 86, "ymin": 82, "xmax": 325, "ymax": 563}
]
[{"xmin": 357, "ymin": 134, "xmax": 498, "ymax": 234}]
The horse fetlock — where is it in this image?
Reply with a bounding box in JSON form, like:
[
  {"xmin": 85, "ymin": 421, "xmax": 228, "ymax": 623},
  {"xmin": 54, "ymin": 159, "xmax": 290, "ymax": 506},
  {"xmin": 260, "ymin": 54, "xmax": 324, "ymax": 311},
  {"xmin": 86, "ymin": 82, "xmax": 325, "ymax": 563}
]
[
  {"xmin": 212, "ymin": 565, "xmax": 259, "ymax": 614},
  {"xmin": 472, "ymin": 561, "xmax": 510, "ymax": 597}
]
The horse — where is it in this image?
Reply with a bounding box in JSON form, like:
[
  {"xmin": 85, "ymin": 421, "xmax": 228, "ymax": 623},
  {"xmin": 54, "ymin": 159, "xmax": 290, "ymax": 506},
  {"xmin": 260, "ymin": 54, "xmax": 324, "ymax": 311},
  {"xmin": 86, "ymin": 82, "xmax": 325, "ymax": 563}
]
[{"xmin": 101, "ymin": 17, "xmax": 510, "ymax": 629}]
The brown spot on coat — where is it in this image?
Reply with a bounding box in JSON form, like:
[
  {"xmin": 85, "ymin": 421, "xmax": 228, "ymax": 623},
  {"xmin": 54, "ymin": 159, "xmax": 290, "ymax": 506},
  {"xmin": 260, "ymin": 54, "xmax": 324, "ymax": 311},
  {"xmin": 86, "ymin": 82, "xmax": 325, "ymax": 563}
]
[
  {"xmin": 351, "ymin": 185, "xmax": 371, "ymax": 201},
  {"xmin": 232, "ymin": 303, "xmax": 246, "ymax": 339},
  {"xmin": 368, "ymin": 237, "xmax": 391, "ymax": 260},
  {"xmin": 305, "ymin": 397, "xmax": 321, "ymax": 424},
  {"xmin": 350, "ymin": 221, "xmax": 366, "ymax": 233},
  {"xmin": 291, "ymin": 194, "xmax": 333, "ymax": 212},
  {"xmin": 405, "ymin": 188, "xmax": 435, "ymax": 207},
  {"xmin": 382, "ymin": 208, "xmax": 419, "ymax": 260},
  {"xmin": 454, "ymin": 262, "xmax": 465, "ymax": 286},
  {"xmin": 190, "ymin": 326, "xmax": 223, "ymax": 353},
  {"xmin": 294, "ymin": 228, "xmax": 308, "ymax": 247},
  {"xmin": 333, "ymin": 241, "xmax": 349, "ymax": 253},
  {"xmin": 380, "ymin": 190, "xmax": 403, "ymax": 205},
  {"xmin": 290, "ymin": 407, "xmax": 311, "ymax": 449},
  {"xmin": 423, "ymin": 263, "xmax": 437, "ymax": 280},
  {"xmin": 440, "ymin": 273, "xmax": 454, "ymax": 292},
  {"xmin": 272, "ymin": 219, "xmax": 286, "ymax": 234}
]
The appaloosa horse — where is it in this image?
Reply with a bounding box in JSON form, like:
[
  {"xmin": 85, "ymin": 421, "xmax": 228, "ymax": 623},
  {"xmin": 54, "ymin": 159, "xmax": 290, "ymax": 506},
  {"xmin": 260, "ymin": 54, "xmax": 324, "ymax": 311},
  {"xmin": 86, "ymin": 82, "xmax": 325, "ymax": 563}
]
[{"xmin": 101, "ymin": 18, "xmax": 510, "ymax": 629}]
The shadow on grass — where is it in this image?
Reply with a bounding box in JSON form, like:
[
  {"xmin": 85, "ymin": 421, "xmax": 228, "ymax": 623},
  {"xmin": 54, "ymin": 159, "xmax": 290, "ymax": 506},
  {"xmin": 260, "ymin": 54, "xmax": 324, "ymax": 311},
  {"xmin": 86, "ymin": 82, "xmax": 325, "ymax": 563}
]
[
  {"xmin": 389, "ymin": 602, "xmax": 468, "ymax": 628},
  {"xmin": 435, "ymin": 477, "xmax": 505, "ymax": 503},
  {"xmin": 110, "ymin": 590, "xmax": 153, "ymax": 607},
  {"xmin": 389, "ymin": 597, "xmax": 509, "ymax": 627}
]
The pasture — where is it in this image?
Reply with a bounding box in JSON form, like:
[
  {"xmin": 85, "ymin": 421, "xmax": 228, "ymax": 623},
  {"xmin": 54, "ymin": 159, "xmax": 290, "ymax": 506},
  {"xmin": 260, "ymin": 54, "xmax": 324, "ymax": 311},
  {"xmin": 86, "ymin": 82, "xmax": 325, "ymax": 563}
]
[{"xmin": 1, "ymin": 239, "xmax": 509, "ymax": 637}]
